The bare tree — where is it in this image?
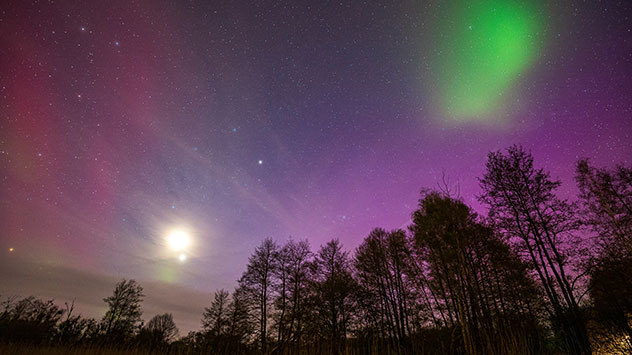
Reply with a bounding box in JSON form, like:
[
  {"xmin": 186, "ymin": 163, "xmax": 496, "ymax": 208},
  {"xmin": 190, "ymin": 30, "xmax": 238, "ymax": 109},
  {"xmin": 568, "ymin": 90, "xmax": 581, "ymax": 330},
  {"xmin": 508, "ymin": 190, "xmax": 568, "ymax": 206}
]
[
  {"xmin": 202, "ymin": 289, "xmax": 230, "ymax": 336},
  {"xmin": 411, "ymin": 191, "xmax": 541, "ymax": 354},
  {"xmin": 272, "ymin": 239, "xmax": 312, "ymax": 353},
  {"xmin": 576, "ymin": 159, "xmax": 632, "ymax": 254},
  {"xmin": 354, "ymin": 228, "xmax": 415, "ymax": 351},
  {"xmin": 479, "ymin": 145, "xmax": 591, "ymax": 354},
  {"xmin": 576, "ymin": 160, "xmax": 632, "ymax": 354},
  {"xmin": 238, "ymin": 237, "xmax": 278, "ymax": 353},
  {"xmin": 226, "ymin": 287, "xmax": 252, "ymax": 342},
  {"xmin": 0, "ymin": 296, "xmax": 64, "ymax": 344},
  {"xmin": 145, "ymin": 313, "xmax": 178, "ymax": 342},
  {"xmin": 102, "ymin": 279, "xmax": 144, "ymax": 340},
  {"xmin": 311, "ymin": 239, "xmax": 355, "ymax": 355},
  {"xmin": 272, "ymin": 242, "xmax": 292, "ymax": 348}
]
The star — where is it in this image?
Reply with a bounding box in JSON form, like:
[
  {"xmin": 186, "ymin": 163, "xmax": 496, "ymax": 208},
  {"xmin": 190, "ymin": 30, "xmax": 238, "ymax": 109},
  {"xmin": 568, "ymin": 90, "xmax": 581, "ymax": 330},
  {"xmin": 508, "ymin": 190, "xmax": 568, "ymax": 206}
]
[
  {"xmin": 114, "ymin": 41, "xmax": 120, "ymax": 46},
  {"xmin": 258, "ymin": 160, "xmax": 263, "ymax": 165}
]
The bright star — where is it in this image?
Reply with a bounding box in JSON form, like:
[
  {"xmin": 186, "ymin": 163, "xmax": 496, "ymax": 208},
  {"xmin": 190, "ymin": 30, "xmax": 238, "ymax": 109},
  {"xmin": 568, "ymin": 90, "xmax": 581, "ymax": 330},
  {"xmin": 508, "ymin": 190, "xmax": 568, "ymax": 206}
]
[
  {"xmin": 178, "ymin": 253, "xmax": 187, "ymax": 262},
  {"xmin": 258, "ymin": 160, "xmax": 263, "ymax": 165}
]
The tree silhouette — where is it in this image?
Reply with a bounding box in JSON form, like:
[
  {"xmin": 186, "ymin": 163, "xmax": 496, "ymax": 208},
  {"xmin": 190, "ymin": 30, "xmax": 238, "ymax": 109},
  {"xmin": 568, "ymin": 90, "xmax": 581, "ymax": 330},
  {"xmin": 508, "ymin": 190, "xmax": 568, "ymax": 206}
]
[
  {"xmin": 576, "ymin": 160, "xmax": 632, "ymax": 353},
  {"xmin": 576, "ymin": 159, "xmax": 632, "ymax": 254},
  {"xmin": 8, "ymin": 147, "xmax": 632, "ymax": 355},
  {"xmin": 411, "ymin": 191, "xmax": 542, "ymax": 354},
  {"xmin": 354, "ymin": 228, "xmax": 416, "ymax": 351},
  {"xmin": 0, "ymin": 296, "xmax": 64, "ymax": 344},
  {"xmin": 310, "ymin": 239, "xmax": 355, "ymax": 355},
  {"xmin": 589, "ymin": 254, "xmax": 632, "ymax": 353},
  {"xmin": 55, "ymin": 301, "xmax": 98, "ymax": 345},
  {"xmin": 146, "ymin": 313, "xmax": 178, "ymax": 342},
  {"xmin": 102, "ymin": 279, "xmax": 144, "ymax": 341},
  {"xmin": 226, "ymin": 287, "xmax": 253, "ymax": 344},
  {"xmin": 479, "ymin": 145, "xmax": 591, "ymax": 354},
  {"xmin": 238, "ymin": 237, "xmax": 278, "ymax": 353},
  {"xmin": 268, "ymin": 239, "xmax": 312, "ymax": 353},
  {"xmin": 136, "ymin": 313, "xmax": 178, "ymax": 351},
  {"xmin": 202, "ymin": 288, "xmax": 230, "ymax": 336}
]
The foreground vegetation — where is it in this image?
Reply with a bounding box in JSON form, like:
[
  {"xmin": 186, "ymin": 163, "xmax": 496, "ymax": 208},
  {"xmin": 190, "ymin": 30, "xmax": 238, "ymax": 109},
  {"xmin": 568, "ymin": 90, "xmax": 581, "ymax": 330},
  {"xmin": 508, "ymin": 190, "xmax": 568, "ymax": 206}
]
[{"xmin": 2, "ymin": 145, "xmax": 631, "ymax": 354}]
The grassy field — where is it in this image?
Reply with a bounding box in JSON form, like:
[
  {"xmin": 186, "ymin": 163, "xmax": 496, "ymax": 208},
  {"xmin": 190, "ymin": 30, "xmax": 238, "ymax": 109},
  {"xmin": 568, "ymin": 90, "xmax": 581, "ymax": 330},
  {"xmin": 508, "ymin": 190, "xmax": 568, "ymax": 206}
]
[{"xmin": 0, "ymin": 344, "xmax": 159, "ymax": 355}]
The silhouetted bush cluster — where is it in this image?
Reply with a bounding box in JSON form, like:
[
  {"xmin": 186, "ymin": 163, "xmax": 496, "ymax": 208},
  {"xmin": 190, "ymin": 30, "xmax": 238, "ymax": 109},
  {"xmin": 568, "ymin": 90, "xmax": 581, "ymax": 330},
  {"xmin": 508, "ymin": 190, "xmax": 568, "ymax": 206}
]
[{"xmin": 2, "ymin": 145, "xmax": 630, "ymax": 355}]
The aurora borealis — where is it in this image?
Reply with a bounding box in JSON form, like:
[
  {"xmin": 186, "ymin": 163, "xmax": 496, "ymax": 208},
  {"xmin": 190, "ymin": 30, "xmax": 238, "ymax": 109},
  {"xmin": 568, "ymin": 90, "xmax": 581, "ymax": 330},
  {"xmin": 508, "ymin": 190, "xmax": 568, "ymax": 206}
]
[
  {"xmin": 434, "ymin": 0, "xmax": 542, "ymax": 120},
  {"xmin": 1, "ymin": 0, "xmax": 631, "ymax": 332}
]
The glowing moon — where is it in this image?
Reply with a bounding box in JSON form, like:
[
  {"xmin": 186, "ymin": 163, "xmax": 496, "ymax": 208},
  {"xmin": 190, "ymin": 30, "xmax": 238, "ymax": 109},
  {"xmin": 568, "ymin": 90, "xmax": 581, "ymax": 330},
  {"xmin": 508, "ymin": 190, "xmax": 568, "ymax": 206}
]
[{"xmin": 167, "ymin": 230, "xmax": 190, "ymax": 251}]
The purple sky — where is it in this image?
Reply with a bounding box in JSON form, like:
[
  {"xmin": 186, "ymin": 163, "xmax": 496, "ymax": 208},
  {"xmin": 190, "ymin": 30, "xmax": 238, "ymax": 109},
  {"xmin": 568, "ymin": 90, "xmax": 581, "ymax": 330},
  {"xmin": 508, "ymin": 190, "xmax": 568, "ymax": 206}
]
[{"xmin": 1, "ymin": 0, "xmax": 631, "ymax": 333}]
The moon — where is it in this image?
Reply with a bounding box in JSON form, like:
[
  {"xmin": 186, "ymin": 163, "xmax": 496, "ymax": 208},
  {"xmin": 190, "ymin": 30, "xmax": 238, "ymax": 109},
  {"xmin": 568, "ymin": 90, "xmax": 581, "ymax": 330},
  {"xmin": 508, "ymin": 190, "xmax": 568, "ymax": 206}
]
[{"xmin": 167, "ymin": 230, "xmax": 190, "ymax": 252}]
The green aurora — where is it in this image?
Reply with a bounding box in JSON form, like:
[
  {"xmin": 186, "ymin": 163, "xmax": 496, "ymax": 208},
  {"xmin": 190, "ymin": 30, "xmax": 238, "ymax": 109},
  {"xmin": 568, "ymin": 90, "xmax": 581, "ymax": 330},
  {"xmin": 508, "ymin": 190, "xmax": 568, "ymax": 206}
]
[{"xmin": 435, "ymin": 0, "xmax": 543, "ymax": 121}]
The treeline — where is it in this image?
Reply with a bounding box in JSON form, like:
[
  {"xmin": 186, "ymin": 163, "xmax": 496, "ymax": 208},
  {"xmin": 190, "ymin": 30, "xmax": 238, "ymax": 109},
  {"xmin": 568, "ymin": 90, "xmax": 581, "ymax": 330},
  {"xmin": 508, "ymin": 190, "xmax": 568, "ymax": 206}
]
[{"xmin": 1, "ymin": 145, "xmax": 631, "ymax": 355}]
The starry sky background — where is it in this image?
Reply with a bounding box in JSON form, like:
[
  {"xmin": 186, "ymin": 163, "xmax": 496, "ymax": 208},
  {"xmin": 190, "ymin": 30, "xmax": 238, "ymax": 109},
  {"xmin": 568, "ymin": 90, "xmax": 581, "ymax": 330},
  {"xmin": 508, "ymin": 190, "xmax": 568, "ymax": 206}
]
[{"xmin": 1, "ymin": 0, "xmax": 631, "ymax": 333}]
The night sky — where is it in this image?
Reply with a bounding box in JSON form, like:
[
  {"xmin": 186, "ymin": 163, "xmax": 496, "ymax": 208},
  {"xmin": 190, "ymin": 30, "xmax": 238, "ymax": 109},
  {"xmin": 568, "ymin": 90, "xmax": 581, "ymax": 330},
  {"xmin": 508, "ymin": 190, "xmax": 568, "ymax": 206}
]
[{"xmin": 1, "ymin": 0, "xmax": 631, "ymax": 333}]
